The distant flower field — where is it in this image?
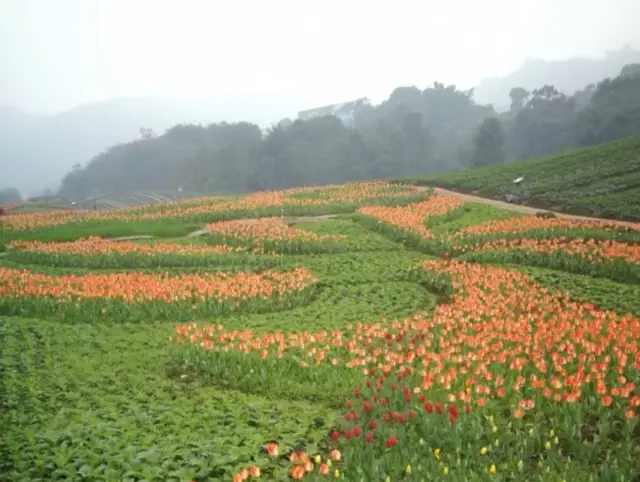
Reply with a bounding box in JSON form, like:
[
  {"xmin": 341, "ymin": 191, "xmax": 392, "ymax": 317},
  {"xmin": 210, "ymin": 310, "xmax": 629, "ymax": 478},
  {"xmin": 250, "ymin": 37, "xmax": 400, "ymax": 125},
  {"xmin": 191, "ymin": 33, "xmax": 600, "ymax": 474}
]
[{"xmin": 0, "ymin": 181, "xmax": 428, "ymax": 231}]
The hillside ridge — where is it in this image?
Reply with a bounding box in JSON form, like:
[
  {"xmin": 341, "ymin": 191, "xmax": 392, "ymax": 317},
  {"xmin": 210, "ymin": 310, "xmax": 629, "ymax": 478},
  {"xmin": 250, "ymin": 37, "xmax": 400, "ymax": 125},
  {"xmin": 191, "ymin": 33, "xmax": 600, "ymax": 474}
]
[{"xmin": 407, "ymin": 135, "xmax": 640, "ymax": 222}]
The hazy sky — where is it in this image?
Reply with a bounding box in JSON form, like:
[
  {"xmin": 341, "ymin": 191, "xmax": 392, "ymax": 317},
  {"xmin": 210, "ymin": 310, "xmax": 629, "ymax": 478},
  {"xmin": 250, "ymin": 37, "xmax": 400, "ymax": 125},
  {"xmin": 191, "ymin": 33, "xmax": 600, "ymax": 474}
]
[{"xmin": 1, "ymin": 0, "xmax": 639, "ymax": 115}]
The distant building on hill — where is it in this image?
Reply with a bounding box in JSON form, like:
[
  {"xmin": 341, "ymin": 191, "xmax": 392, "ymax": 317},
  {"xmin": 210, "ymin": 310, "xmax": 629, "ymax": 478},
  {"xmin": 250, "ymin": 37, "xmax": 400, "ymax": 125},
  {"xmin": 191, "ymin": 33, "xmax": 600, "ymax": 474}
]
[{"xmin": 297, "ymin": 98, "xmax": 371, "ymax": 127}]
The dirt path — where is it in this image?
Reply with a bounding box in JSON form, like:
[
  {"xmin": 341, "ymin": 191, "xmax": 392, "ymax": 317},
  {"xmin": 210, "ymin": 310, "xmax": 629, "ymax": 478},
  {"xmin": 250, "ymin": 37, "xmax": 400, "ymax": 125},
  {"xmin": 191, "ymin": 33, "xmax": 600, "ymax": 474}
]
[
  {"xmin": 425, "ymin": 186, "xmax": 639, "ymax": 226},
  {"xmin": 111, "ymin": 235, "xmax": 156, "ymax": 241}
]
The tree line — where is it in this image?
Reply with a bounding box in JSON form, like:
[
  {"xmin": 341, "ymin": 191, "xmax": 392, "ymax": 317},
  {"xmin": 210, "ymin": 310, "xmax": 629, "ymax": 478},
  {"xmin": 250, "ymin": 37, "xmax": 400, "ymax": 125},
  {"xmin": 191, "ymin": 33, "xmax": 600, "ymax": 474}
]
[{"xmin": 58, "ymin": 65, "xmax": 640, "ymax": 198}]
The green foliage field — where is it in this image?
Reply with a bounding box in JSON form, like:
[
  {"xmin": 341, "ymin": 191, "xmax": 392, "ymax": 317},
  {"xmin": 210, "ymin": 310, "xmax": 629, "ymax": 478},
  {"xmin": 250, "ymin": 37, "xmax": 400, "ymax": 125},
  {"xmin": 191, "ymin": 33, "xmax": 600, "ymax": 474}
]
[
  {"xmin": 1, "ymin": 183, "xmax": 639, "ymax": 481},
  {"xmin": 408, "ymin": 135, "xmax": 640, "ymax": 221}
]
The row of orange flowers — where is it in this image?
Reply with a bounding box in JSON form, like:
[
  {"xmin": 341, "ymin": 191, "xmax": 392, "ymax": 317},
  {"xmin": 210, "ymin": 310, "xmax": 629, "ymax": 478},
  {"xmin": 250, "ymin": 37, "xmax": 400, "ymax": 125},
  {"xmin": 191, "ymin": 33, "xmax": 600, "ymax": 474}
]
[
  {"xmin": 456, "ymin": 214, "xmax": 640, "ymax": 237},
  {"xmin": 455, "ymin": 237, "xmax": 640, "ymax": 265},
  {"xmin": 357, "ymin": 195, "xmax": 464, "ymax": 238},
  {"xmin": 291, "ymin": 182, "xmax": 416, "ymax": 203},
  {"xmin": 356, "ymin": 196, "xmax": 640, "ymax": 266},
  {"xmin": 8, "ymin": 237, "xmax": 258, "ymax": 256},
  {"xmin": 224, "ymin": 443, "xmax": 342, "ymax": 481},
  {"xmin": 2, "ymin": 181, "xmax": 423, "ymax": 231},
  {"xmin": 233, "ymin": 444, "xmax": 342, "ymax": 481},
  {"xmin": 175, "ymin": 258, "xmax": 640, "ymax": 413},
  {"xmin": 206, "ymin": 218, "xmax": 345, "ymax": 244},
  {"xmin": 0, "ymin": 266, "xmax": 314, "ymax": 303},
  {"xmin": 114, "ymin": 195, "xmax": 229, "ymax": 214},
  {"xmin": 1, "ymin": 209, "xmax": 80, "ymax": 231}
]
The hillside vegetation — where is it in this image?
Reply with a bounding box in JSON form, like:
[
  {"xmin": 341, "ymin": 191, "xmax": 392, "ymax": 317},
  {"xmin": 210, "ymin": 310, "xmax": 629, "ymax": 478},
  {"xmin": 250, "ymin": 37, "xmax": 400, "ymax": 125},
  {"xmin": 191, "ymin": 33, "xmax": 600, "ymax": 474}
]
[
  {"xmin": 408, "ymin": 135, "xmax": 640, "ymax": 221},
  {"xmin": 53, "ymin": 63, "xmax": 640, "ymax": 200},
  {"xmin": 2, "ymin": 181, "xmax": 640, "ymax": 480}
]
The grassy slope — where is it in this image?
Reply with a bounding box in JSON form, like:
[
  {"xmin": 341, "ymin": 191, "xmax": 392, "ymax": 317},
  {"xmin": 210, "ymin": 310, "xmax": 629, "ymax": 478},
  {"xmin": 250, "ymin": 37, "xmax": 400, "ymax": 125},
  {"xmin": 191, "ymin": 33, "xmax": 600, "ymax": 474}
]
[{"xmin": 407, "ymin": 135, "xmax": 640, "ymax": 221}]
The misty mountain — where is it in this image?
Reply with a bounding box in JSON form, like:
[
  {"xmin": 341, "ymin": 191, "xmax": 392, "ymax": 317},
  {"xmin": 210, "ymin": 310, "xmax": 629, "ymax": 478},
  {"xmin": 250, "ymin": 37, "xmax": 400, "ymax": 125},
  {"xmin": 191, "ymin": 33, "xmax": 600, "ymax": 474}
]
[
  {"xmin": 1, "ymin": 96, "xmax": 301, "ymax": 196},
  {"xmin": 473, "ymin": 45, "xmax": 640, "ymax": 109}
]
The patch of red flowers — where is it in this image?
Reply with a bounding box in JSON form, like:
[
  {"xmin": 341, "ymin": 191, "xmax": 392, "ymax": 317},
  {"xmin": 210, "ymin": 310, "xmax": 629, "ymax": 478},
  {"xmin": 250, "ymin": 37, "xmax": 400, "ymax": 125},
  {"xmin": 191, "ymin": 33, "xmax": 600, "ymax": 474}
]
[{"xmin": 330, "ymin": 369, "xmax": 470, "ymax": 453}]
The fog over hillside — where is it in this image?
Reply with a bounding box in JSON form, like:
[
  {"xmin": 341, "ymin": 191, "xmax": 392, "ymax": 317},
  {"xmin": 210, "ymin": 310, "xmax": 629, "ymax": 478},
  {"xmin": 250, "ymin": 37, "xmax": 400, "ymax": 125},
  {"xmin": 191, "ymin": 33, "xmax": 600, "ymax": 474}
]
[
  {"xmin": 2, "ymin": 0, "xmax": 639, "ymax": 197},
  {"xmin": 0, "ymin": 95, "xmax": 306, "ymax": 196}
]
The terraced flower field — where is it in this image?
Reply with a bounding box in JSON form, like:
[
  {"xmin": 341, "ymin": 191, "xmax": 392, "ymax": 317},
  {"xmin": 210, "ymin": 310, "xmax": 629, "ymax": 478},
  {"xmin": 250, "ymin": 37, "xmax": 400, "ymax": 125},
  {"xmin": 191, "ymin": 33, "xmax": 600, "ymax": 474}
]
[
  {"xmin": 1, "ymin": 181, "xmax": 639, "ymax": 481},
  {"xmin": 0, "ymin": 181, "xmax": 429, "ymax": 247}
]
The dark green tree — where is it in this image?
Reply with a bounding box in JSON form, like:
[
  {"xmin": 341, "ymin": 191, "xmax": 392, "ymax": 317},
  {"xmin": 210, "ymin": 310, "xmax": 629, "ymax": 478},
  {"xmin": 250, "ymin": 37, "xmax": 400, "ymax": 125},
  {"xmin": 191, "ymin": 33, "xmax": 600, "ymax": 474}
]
[
  {"xmin": 572, "ymin": 73, "xmax": 640, "ymax": 146},
  {"xmin": 507, "ymin": 85, "xmax": 576, "ymax": 159},
  {"xmin": 471, "ymin": 117, "xmax": 505, "ymax": 167},
  {"xmin": 509, "ymin": 87, "xmax": 529, "ymax": 114}
]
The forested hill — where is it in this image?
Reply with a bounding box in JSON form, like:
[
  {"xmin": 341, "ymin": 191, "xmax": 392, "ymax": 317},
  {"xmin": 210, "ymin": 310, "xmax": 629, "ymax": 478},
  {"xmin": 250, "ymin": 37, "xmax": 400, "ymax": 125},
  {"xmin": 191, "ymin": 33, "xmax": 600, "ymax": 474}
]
[{"xmin": 59, "ymin": 65, "xmax": 640, "ymax": 198}]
